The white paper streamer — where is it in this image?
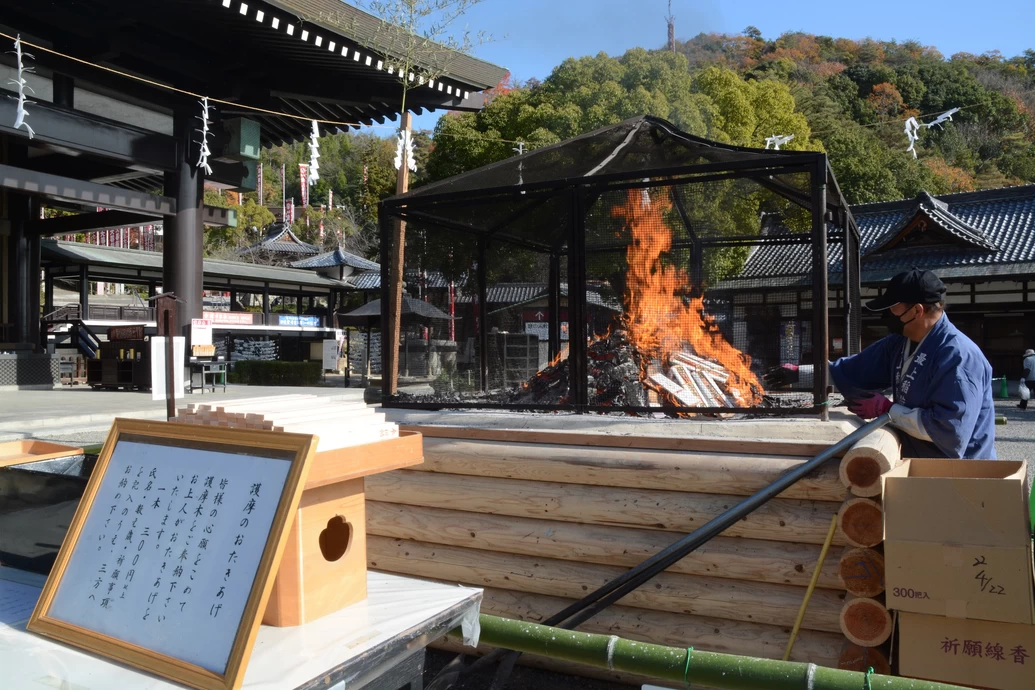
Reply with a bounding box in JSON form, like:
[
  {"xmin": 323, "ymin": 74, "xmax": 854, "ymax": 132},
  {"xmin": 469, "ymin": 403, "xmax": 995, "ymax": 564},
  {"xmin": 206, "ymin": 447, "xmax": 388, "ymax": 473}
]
[
  {"xmin": 8, "ymin": 35, "xmax": 35, "ymax": 138},
  {"xmin": 394, "ymin": 129, "xmax": 417, "ymax": 173},
  {"xmin": 308, "ymin": 120, "xmax": 321, "ymax": 187},
  {"xmin": 904, "ymin": 117, "xmax": 922, "ymax": 158},
  {"xmin": 905, "ymin": 108, "xmax": 961, "ymax": 158},
  {"xmin": 196, "ymin": 97, "xmax": 213, "ymax": 174},
  {"xmin": 924, "ymin": 107, "xmax": 960, "ymax": 130},
  {"xmin": 765, "ymin": 133, "xmax": 794, "ymax": 150}
]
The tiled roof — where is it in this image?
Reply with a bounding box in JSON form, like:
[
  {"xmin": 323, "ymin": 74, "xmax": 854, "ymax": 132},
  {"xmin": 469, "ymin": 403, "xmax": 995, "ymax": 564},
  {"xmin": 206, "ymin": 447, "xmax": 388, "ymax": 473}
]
[
  {"xmin": 291, "ymin": 247, "xmax": 380, "ymax": 271},
  {"xmin": 734, "ymin": 185, "xmax": 1035, "ymax": 283},
  {"xmin": 239, "ymin": 223, "xmax": 320, "ymax": 257}
]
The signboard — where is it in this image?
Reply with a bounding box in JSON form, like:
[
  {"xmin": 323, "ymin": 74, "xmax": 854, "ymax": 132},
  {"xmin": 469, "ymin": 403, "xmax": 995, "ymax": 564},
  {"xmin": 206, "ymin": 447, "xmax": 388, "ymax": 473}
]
[
  {"xmin": 321, "ymin": 339, "xmax": 339, "ymax": 371},
  {"xmin": 27, "ymin": 419, "xmax": 315, "ymax": 690},
  {"xmin": 277, "ymin": 315, "xmax": 321, "ymax": 328},
  {"xmin": 150, "ymin": 337, "xmax": 185, "ymax": 401},
  {"xmin": 108, "ymin": 325, "xmax": 145, "ymax": 342},
  {"xmin": 203, "ymin": 311, "xmax": 258, "ymax": 326},
  {"xmin": 523, "ymin": 322, "xmax": 569, "ymax": 341},
  {"xmin": 191, "ymin": 319, "xmax": 213, "ymax": 347}
]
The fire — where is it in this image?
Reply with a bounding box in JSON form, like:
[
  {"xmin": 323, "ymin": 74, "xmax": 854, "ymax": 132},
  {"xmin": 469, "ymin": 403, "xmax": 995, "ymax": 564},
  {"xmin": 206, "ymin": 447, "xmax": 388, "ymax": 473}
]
[{"xmin": 616, "ymin": 190, "xmax": 763, "ymax": 406}]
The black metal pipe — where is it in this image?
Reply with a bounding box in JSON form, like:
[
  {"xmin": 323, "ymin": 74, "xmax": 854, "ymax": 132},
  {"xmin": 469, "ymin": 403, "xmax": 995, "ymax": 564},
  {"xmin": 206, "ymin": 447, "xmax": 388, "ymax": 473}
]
[
  {"xmin": 477, "ymin": 237, "xmax": 489, "ymax": 391},
  {"xmin": 811, "ymin": 155, "xmax": 830, "ymax": 420},
  {"xmin": 548, "ymin": 252, "xmax": 561, "ymax": 360},
  {"xmin": 568, "ymin": 188, "xmax": 588, "ymax": 410}
]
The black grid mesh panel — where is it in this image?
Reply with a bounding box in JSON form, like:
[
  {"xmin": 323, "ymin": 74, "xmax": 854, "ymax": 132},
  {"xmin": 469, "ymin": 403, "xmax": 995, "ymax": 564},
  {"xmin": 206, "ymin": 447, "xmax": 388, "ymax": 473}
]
[{"xmin": 380, "ymin": 116, "xmax": 858, "ymax": 414}]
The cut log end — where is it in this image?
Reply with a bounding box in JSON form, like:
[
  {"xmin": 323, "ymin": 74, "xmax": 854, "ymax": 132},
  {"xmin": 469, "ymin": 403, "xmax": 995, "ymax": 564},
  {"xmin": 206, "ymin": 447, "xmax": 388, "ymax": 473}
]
[
  {"xmin": 838, "ymin": 547, "xmax": 886, "ymax": 598},
  {"xmin": 837, "ymin": 498, "xmax": 884, "ymax": 548},
  {"xmin": 837, "ymin": 640, "xmax": 891, "ymax": 674},
  {"xmin": 840, "ymin": 597, "xmax": 892, "ymax": 648},
  {"xmin": 839, "ymin": 429, "xmax": 900, "ymax": 497},
  {"xmin": 839, "ymin": 457, "xmax": 884, "ymax": 497}
]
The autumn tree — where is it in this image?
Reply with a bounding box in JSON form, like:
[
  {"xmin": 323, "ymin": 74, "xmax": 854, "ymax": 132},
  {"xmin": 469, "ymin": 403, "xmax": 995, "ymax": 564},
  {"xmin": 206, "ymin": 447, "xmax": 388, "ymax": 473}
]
[{"xmin": 867, "ymin": 82, "xmax": 905, "ymax": 119}]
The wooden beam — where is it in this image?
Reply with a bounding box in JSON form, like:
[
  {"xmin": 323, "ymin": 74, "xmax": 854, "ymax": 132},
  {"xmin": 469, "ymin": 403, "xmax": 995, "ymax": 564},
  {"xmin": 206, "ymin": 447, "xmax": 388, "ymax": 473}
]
[
  {"xmin": 414, "ymin": 437, "xmax": 846, "ymax": 502},
  {"xmin": 0, "ymin": 91, "xmax": 176, "ymax": 171},
  {"xmin": 365, "ymin": 470, "xmax": 846, "ymax": 546},
  {"xmin": 366, "ymin": 502, "xmax": 845, "ymax": 590},
  {"xmin": 26, "ymin": 210, "xmax": 156, "ymax": 237},
  {"xmin": 368, "ymin": 536, "xmax": 845, "ymax": 632},
  {"xmin": 0, "ymin": 163, "xmax": 175, "ymax": 215}
]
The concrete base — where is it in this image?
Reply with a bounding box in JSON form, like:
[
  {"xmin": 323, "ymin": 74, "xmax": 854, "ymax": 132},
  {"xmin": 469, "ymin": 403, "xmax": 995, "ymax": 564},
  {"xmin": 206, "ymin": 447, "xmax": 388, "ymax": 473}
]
[{"xmin": 0, "ymin": 353, "xmax": 59, "ymax": 390}]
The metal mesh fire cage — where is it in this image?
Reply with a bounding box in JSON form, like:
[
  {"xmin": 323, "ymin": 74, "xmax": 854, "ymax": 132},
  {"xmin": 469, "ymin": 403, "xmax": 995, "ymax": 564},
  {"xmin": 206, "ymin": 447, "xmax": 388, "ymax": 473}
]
[{"xmin": 377, "ymin": 115, "xmax": 861, "ymax": 417}]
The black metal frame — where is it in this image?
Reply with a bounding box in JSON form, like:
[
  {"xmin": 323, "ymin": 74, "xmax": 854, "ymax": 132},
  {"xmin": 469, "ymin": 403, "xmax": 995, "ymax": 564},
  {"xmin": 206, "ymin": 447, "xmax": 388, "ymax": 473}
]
[{"xmin": 379, "ymin": 119, "xmax": 861, "ymax": 417}]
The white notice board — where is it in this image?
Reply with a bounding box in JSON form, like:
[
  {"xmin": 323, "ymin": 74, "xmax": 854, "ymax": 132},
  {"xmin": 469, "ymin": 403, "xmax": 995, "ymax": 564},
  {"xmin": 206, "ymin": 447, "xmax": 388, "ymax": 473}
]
[
  {"xmin": 27, "ymin": 420, "xmax": 316, "ymax": 690},
  {"xmin": 322, "ymin": 339, "xmax": 339, "ymax": 371},
  {"xmin": 150, "ymin": 337, "xmax": 185, "ymax": 401}
]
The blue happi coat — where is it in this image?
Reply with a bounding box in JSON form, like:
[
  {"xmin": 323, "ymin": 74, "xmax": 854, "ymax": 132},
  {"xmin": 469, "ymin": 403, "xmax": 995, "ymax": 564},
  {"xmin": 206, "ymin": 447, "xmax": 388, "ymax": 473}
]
[{"xmin": 829, "ymin": 314, "xmax": 996, "ymax": 459}]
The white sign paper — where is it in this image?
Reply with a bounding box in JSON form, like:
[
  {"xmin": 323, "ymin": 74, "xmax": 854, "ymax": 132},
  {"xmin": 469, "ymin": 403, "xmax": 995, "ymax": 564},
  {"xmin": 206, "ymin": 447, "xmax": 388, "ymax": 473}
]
[
  {"xmin": 150, "ymin": 337, "xmax": 185, "ymax": 401},
  {"xmin": 47, "ymin": 440, "xmax": 290, "ymax": 674},
  {"xmin": 191, "ymin": 319, "xmax": 213, "ymax": 347},
  {"xmin": 322, "ymin": 339, "xmax": 339, "ymax": 371}
]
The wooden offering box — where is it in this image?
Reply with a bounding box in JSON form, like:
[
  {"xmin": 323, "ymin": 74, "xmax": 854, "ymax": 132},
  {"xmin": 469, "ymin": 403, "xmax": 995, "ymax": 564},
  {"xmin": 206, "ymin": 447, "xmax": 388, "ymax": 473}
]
[
  {"xmin": 0, "ymin": 440, "xmax": 84, "ymax": 469},
  {"xmin": 263, "ymin": 431, "xmax": 423, "ymax": 627}
]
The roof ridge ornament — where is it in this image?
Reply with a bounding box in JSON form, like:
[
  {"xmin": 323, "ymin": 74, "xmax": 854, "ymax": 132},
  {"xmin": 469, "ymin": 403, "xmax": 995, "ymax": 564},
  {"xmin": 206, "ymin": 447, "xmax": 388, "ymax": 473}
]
[{"xmin": 8, "ymin": 35, "xmax": 35, "ymax": 138}]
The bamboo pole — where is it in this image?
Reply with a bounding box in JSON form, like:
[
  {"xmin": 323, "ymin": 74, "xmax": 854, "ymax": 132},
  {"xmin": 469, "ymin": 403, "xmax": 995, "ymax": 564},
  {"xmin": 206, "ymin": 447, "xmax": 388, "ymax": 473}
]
[
  {"xmin": 367, "ymin": 536, "xmax": 845, "ymax": 632},
  {"xmin": 838, "ymin": 428, "xmax": 900, "ymax": 497},
  {"xmin": 415, "ymin": 438, "xmax": 847, "ymax": 501},
  {"xmin": 783, "ymin": 515, "xmax": 838, "ymax": 661},
  {"xmin": 366, "ymin": 502, "xmax": 845, "ymax": 589},
  {"xmin": 430, "ymin": 635, "xmax": 707, "ymax": 690},
  {"xmin": 366, "ymin": 471, "xmax": 847, "ymax": 545},
  {"xmin": 466, "ymin": 585, "xmax": 842, "ymax": 665},
  {"xmin": 448, "ymin": 614, "xmax": 969, "ymax": 690}
]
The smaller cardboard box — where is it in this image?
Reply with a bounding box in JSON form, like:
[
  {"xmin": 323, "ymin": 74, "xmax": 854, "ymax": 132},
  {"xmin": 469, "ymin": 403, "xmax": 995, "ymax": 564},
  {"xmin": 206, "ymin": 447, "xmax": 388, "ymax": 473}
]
[
  {"xmin": 883, "ymin": 458, "xmax": 1034, "ymax": 624},
  {"xmin": 899, "ymin": 612, "xmax": 1035, "ymax": 690}
]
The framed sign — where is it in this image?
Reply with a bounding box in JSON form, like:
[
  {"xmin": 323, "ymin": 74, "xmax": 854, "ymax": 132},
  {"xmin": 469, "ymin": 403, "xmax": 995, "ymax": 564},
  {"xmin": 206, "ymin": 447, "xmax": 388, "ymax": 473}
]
[{"xmin": 28, "ymin": 419, "xmax": 316, "ymax": 690}]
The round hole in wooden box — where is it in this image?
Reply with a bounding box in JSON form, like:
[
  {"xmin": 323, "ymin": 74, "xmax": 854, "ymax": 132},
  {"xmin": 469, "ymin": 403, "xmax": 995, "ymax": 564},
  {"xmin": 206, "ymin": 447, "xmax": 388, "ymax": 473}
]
[{"xmin": 318, "ymin": 516, "xmax": 353, "ymax": 562}]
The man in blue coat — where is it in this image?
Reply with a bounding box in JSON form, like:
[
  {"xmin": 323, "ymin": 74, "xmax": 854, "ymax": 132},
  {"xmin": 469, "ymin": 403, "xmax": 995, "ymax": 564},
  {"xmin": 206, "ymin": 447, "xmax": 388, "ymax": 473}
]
[{"xmin": 770, "ymin": 269, "xmax": 996, "ymax": 459}]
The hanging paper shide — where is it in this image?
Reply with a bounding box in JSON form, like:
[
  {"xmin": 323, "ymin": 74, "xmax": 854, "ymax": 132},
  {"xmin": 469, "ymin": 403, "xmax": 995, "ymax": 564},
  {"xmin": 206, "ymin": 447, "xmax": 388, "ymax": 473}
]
[{"xmin": 8, "ymin": 35, "xmax": 35, "ymax": 138}]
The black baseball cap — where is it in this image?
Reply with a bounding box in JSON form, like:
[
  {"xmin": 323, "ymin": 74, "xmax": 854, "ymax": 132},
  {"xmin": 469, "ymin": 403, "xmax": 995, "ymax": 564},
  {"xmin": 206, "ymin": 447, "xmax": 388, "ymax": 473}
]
[{"xmin": 865, "ymin": 269, "xmax": 946, "ymax": 311}]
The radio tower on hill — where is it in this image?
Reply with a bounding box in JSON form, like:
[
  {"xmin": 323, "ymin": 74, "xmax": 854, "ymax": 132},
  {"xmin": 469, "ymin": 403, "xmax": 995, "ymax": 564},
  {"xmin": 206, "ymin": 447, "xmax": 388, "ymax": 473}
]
[{"xmin": 665, "ymin": 0, "xmax": 676, "ymax": 53}]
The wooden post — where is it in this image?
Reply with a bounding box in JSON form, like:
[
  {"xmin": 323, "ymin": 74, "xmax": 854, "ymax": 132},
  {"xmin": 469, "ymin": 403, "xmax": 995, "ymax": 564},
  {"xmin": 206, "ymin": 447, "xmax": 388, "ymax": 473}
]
[
  {"xmin": 385, "ymin": 111, "xmax": 412, "ymax": 396},
  {"xmin": 837, "ymin": 547, "xmax": 885, "ymax": 597}
]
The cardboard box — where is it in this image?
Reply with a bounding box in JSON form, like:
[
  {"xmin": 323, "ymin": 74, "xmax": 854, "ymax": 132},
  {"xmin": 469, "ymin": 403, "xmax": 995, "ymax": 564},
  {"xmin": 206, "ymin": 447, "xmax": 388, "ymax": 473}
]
[
  {"xmin": 899, "ymin": 612, "xmax": 1035, "ymax": 690},
  {"xmin": 883, "ymin": 458, "xmax": 1034, "ymax": 624}
]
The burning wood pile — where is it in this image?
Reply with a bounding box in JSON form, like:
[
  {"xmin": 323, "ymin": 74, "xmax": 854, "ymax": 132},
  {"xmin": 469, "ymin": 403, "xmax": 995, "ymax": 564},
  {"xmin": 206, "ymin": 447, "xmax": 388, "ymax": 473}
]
[
  {"xmin": 510, "ymin": 327, "xmax": 763, "ymax": 409},
  {"xmin": 513, "ymin": 188, "xmax": 766, "ymax": 411}
]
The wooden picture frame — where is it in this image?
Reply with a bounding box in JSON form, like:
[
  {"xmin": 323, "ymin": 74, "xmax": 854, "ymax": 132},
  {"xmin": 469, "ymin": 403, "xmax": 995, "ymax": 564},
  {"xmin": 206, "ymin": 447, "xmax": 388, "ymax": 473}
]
[{"xmin": 27, "ymin": 418, "xmax": 317, "ymax": 690}]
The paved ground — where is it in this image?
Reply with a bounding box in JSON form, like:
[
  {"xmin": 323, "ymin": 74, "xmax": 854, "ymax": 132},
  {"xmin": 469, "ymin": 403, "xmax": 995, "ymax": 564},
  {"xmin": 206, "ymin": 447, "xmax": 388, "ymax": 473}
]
[{"xmin": 0, "ymin": 383, "xmax": 364, "ymax": 445}]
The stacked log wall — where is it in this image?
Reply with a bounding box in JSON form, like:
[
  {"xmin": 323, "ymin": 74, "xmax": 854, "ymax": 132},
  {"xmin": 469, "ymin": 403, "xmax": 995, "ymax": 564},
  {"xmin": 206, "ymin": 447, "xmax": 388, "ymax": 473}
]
[{"xmin": 366, "ymin": 425, "xmax": 901, "ymax": 675}]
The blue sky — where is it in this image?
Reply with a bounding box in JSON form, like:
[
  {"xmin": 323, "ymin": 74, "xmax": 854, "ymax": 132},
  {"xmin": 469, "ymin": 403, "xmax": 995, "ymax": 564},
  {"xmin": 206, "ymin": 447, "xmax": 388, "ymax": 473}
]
[{"xmin": 367, "ymin": 0, "xmax": 1035, "ymax": 134}]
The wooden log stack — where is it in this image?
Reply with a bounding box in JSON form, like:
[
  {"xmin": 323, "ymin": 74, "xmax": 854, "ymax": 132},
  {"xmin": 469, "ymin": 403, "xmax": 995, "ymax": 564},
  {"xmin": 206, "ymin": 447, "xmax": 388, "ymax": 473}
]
[
  {"xmin": 171, "ymin": 394, "xmax": 399, "ymax": 451},
  {"xmin": 363, "ymin": 422, "xmax": 903, "ymax": 678},
  {"xmin": 834, "ymin": 426, "xmax": 901, "ymax": 671}
]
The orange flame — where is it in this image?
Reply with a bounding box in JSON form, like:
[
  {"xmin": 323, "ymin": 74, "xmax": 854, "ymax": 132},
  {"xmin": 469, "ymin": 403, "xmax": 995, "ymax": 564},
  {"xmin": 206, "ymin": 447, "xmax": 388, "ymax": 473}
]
[{"xmin": 617, "ymin": 190, "xmax": 762, "ymax": 406}]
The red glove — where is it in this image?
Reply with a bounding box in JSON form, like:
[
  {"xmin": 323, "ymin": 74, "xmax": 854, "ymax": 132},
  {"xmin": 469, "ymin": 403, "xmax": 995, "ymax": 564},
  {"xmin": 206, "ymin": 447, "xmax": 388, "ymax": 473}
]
[{"xmin": 846, "ymin": 392, "xmax": 893, "ymax": 419}]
